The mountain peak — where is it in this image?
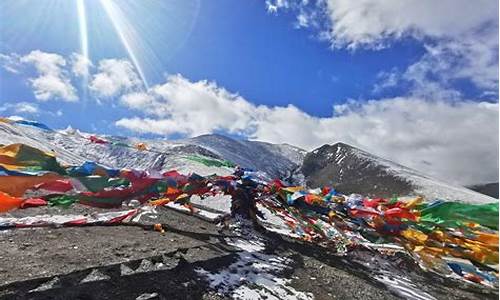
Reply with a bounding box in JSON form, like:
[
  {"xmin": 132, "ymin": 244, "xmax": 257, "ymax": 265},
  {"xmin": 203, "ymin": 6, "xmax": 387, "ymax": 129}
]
[
  {"xmin": 302, "ymin": 142, "xmax": 416, "ymax": 197},
  {"xmin": 313, "ymin": 141, "xmax": 355, "ymax": 152},
  {"xmin": 302, "ymin": 142, "xmax": 495, "ymax": 202},
  {"xmin": 330, "ymin": 141, "xmax": 352, "ymax": 148}
]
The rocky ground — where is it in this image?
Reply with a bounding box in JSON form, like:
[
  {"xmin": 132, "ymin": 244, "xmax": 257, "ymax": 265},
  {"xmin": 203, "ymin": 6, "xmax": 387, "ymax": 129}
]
[{"xmin": 0, "ymin": 206, "xmax": 496, "ymax": 300}]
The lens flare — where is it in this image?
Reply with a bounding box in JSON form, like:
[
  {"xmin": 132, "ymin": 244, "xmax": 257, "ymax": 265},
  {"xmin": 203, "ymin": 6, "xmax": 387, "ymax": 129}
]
[{"xmin": 99, "ymin": 0, "xmax": 149, "ymax": 89}]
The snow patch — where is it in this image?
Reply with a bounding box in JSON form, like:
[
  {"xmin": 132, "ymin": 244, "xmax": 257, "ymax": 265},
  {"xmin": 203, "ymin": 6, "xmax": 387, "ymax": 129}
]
[
  {"xmin": 375, "ymin": 272, "xmax": 436, "ymax": 300},
  {"xmin": 196, "ymin": 219, "xmax": 313, "ymax": 300}
]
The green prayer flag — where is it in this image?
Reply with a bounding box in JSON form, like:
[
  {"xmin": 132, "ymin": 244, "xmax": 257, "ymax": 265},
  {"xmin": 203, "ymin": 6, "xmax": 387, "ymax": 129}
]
[{"xmin": 420, "ymin": 202, "xmax": 499, "ymax": 230}]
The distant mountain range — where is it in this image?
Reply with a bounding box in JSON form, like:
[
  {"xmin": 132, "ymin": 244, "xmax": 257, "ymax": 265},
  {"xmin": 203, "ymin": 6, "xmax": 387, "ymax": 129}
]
[{"xmin": 0, "ymin": 118, "xmax": 496, "ymax": 203}]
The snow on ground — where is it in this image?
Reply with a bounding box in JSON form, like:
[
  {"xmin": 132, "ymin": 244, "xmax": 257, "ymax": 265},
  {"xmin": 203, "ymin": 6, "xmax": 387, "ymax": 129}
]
[
  {"xmin": 257, "ymin": 204, "xmax": 298, "ymax": 238},
  {"xmin": 163, "ymin": 195, "xmax": 232, "ymax": 222},
  {"xmin": 190, "ymin": 195, "xmax": 232, "ymax": 214},
  {"xmin": 165, "ymin": 202, "xmax": 224, "ymax": 222},
  {"xmin": 196, "ymin": 218, "xmax": 313, "ymax": 300},
  {"xmin": 0, "ymin": 209, "xmax": 137, "ymax": 226},
  {"xmin": 347, "ymin": 248, "xmax": 438, "ymax": 300},
  {"xmin": 374, "ymin": 272, "xmax": 436, "ymax": 300},
  {"xmin": 195, "ymin": 209, "xmax": 222, "ymax": 221}
]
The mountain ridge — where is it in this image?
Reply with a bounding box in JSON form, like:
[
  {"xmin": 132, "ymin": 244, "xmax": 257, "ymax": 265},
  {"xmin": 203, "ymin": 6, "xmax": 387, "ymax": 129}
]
[
  {"xmin": 301, "ymin": 141, "xmax": 495, "ymax": 203},
  {"xmin": 0, "ymin": 118, "xmax": 495, "ymax": 203}
]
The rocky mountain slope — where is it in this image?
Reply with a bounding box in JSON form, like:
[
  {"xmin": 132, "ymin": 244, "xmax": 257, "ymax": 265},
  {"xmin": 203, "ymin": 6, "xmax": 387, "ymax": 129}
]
[
  {"xmin": 468, "ymin": 182, "xmax": 499, "ymax": 199},
  {"xmin": 301, "ymin": 142, "xmax": 495, "ymax": 203}
]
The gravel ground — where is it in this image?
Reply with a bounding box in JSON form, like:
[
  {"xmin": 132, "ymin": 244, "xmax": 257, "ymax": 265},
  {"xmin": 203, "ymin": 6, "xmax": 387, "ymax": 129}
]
[{"xmin": 0, "ymin": 205, "xmax": 497, "ymax": 299}]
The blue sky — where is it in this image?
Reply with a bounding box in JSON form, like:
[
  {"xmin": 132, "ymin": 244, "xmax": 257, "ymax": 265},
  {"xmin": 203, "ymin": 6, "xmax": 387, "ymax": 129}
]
[
  {"xmin": 2, "ymin": 1, "xmax": 428, "ymax": 124},
  {"xmin": 0, "ymin": 0, "xmax": 498, "ymax": 185}
]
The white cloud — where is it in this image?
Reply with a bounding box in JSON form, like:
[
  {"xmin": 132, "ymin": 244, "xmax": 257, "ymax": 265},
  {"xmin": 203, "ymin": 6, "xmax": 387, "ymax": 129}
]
[
  {"xmin": 120, "ymin": 92, "xmax": 156, "ymax": 110},
  {"xmin": 375, "ymin": 30, "xmax": 499, "ymax": 98},
  {"xmin": 266, "ymin": 0, "xmax": 289, "ymax": 14},
  {"xmin": 296, "ymin": 13, "xmax": 309, "ymax": 28},
  {"xmin": 20, "ymin": 50, "xmax": 78, "ymax": 101},
  {"xmin": 118, "ymin": 74, "xmax": 255, "ymax": 136},
  {"xmin": 116, "ymin": 117, "xmax": 181, "ymax": 136},
  {"xmin": 89, "ymin": 59, "xmax": 142, "ymax": 98},
  {"xmin": 70, "ymin": 53, "xmax": 93, "ymax": 77},
  {"xmin": 0, "ymin": 102, "xmax": 39, "ymax": 115},
  {"xmin": 2, "ymin": 52, "xmax": 141, "ymax": 101},
  {"xmin": 410, "ymin": 34, "xmax": 499, "ymax": 93},
  {"xmin": 116, "ymin": 75, "xmax": 498, "ymax": 185},
  {"xmin": 267, "ymin": 0, "xmax": 499, "ymax": 97},
  {"xmin": 312, "ymin": 0, "xmax": 497, "ymax": 49},
  {"xmin": 29, "ymin": 75, "xmax": 77, "ymax": 102},
  {"xmin": 373, "ymin": 68, "xmax": 399, "ymax": 94},
  {"xmin": 0, "ymin": 53, "xmax": 21, "ymax": 74},
  {"xmin": 15, "ymin": 102, "xmax": 39, "ymax": 114}
]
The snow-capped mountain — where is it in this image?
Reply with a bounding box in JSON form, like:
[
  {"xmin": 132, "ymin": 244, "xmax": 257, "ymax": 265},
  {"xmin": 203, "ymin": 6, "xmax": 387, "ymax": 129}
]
[
  {"xmin": 184, "ymin": 134, "xmax": 306, "ymax": 180},
  {"xmin": 301, "ymin": 142, "xmax": 496, "ymax": 203},
  {"xmin": 0, "ymin": 118, "xmax": 495, "ymax": 203},
  {"xmin": 0, "ymin": 120, "xmax": 304, "ymax": 179}
]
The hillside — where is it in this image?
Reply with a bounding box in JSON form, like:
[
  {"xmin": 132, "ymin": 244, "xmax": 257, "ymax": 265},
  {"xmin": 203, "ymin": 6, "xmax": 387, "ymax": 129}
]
[
  {"xmin": 468, "ymin": 182, "xmax": 499, "ymax": 199},
  {"xmin": 1, "ymin": 120, "xmax": 495, "ymax": 204},
  {"xmin": 301, "ymin": 142, "xmax": 495, "ymax": 203},
  {"xmin": 0, "ymin": 121, "xmax": 303, "ymax": 180}
]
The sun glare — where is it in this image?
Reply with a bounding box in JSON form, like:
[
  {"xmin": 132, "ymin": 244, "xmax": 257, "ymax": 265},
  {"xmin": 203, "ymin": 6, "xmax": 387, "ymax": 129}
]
[
  {"xmin": 98, "ymin": 0, "xmax": 149, "ymax": 89},
  {"xmin": 76, "ymin": 0, "xmax": 89, "ymax": 94}
]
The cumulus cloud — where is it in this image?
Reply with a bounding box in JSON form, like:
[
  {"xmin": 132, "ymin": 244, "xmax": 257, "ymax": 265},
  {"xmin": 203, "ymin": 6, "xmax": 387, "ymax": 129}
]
[
  {"xmin": 117, "ymin": 75, "xmax": 255, "ymax": 136},
  {"xmin": 2, "ymin": 52, "xmax": 142, "ymax": 101},
  {"xmin": 70, "ymin": 53, "xmax": 93, "ymax": 77},
  {"xmin": 266, "ymin": 0, "xmax": 499, "ymax": 97},
  {"xmin": 267, "ymin": 0, "xmax": 498, "ymax": 48},
  {"xmin": 116, "ymin": 75, "xmax": 498, "ymax": 185},
  {"xmin": 89, "ymin": 59, "xmax": 142, "ymax": 98},
  {"xmin": 19, "ymin": 50, "xmax": 78, "ymax": 101},
  {"xmin": 0, "ymin": 102, "xmax": 39, "ymax": 115}
]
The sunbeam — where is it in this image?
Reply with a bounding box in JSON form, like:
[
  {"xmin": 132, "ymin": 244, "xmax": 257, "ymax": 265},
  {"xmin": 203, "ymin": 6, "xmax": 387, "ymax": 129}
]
[
  {"xmin": 99, "ymin": 0, "xmax": 149, "ymax": 89},
  {"xmin": 1, "ymin": 0, "xmax": 200, "ymax": 92},
  {"xmin": 76, "ymin": 0, "xmax": 89, "ymax": 98}
]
